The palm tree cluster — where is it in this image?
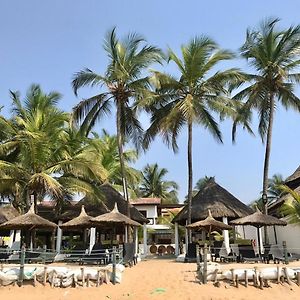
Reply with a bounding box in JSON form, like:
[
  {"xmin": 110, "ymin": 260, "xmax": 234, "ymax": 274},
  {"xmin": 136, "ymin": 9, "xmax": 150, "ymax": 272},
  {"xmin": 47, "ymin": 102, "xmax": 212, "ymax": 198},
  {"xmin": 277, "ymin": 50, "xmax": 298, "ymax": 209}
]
[{"xmin": 1, "ymin": 18, "xmax": 300, "ymax": 234}]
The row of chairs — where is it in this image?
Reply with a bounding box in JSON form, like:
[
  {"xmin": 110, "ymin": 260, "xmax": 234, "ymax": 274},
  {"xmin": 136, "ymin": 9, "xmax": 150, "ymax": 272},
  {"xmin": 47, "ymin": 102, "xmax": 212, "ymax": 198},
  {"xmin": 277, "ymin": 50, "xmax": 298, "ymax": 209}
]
[
  {"xmin": 0, "ymin": 242, "xmax": 137, "ymax": 267},
  {"xmin": 212, "ymin": 242, "xmax": 300, "ymax": 263}
]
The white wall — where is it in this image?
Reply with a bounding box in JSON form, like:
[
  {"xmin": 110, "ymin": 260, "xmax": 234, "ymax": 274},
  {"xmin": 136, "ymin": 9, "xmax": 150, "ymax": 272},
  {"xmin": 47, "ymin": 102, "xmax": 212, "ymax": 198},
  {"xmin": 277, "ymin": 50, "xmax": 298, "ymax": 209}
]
[
  {"xmin": 267, "ymin": 223, "xmax": 300, "ymax": 254},
  {"xmin": 135, "ymin": 205, "xmax": 158, "ymax": 219}
]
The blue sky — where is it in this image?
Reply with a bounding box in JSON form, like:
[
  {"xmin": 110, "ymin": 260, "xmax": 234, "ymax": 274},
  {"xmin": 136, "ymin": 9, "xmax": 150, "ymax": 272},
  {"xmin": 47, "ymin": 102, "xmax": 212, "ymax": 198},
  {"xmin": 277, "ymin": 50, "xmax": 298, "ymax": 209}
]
[{"xmin": 1, "ymin": 0, "xmax": 300, "ymax": 203}]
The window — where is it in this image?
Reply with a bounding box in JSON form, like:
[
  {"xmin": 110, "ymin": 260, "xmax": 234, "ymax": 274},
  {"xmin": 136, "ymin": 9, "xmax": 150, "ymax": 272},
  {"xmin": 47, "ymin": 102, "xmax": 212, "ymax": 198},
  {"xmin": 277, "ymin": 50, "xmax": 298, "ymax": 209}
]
[{"xmin": 139, "ymin": 210, "xmax": 147, "ymax": 218}]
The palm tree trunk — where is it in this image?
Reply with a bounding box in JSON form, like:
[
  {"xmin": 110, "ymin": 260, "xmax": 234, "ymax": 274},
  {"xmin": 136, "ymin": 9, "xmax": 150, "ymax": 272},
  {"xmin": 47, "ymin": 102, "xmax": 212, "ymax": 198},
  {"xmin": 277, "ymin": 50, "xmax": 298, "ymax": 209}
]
[
  {"xmin": 116, "ymin": 101, "xmax": 130, "ymax": 218},
  {"xmin": 187, "ymin": 121, "xmax": 193, "ymax": 243},
  {"xmin": 262, "ymin": 93, "xmax": 275, "ymax": 244}
]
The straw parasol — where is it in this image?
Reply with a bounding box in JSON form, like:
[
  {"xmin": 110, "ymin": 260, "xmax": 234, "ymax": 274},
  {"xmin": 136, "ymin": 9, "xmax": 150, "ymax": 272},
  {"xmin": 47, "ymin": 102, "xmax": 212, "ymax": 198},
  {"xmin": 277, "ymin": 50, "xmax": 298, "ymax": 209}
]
[
  {"xmin": 0, "ymin": 203, "xmax": 57, "ymax": 230},
  {"xmin": 91, "ymin": 203, "xmax": 141, "ymax": 227},
  {"xmin": 186, "ymin": 209, "xmax": 232, "ymax": 246},
  {"xmin": 230, "ymin": 207, "xmax": 287, "ymax": 256},
  {"xmin": 60, "ymin": 205, "xmax": 93, "ymax": 230}
]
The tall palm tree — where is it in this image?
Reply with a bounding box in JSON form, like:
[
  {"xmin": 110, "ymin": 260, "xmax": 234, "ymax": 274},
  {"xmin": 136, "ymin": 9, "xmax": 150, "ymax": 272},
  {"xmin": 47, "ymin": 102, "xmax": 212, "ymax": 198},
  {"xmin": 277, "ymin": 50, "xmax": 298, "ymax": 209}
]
[
  {"xmin": 144, "ymin": 37, "xmax": 241, "ymax": 238},
  {"xmin": 0, "ymin": 85, "xmax": 105, "ymax": 212},
  {"xmin": 233, "ymin": 18, "xmax": 300, "ymax": 215},
  {"xmin": 72, "ymin": 28, "xmax": 162, "ymax": 216},
  {"xmin": 139, "ymin": 163, "xmax": 179, "ymax": 204}
]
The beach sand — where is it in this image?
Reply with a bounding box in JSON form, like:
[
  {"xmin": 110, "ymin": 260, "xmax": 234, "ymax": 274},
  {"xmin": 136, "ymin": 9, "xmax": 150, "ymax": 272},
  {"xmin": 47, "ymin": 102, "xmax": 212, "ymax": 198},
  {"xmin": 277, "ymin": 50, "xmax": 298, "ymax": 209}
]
[{"xmin": 1, "ymin": 258, "xmax": 300, "ymax": 300}]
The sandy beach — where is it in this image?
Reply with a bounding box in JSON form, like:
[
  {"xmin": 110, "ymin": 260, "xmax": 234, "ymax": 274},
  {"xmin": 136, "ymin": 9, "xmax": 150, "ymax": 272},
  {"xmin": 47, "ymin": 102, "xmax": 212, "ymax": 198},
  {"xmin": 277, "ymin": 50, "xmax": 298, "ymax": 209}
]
[{"xmin": 1, "ymin": 258, "xmax": 300, "ymax": 300}]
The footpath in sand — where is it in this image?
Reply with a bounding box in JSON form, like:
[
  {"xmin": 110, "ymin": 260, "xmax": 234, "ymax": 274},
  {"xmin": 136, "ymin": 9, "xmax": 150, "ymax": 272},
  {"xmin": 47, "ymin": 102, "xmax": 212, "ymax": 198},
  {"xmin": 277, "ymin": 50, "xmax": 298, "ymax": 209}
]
[{"xmin": 1, "ymin": 258, "xmax": 300, "ymax": 300}]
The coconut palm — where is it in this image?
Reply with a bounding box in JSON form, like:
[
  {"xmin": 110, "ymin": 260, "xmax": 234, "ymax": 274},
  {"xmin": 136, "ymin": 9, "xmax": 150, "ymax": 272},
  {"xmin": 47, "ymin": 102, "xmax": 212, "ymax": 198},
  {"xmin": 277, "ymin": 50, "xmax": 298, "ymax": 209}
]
[
  {"xmin": 184, "ymin": 176, "xmax": 213, "ymax": 203},
  {"xmin": 232, "ymin": 18, "xmax": 300, "ymax": 215},
  {"xmin": 72, "ymin": 28, "xmax": 162, "ymax": 216},
  {"xmin": 0, "ymin": 85, "xmax": 105, "ymax": 212},
  {"xmin": 279, "ymin": 185, "xmax": 300, "ymax": 224},
  {"xmin": 267, "ymin": 173, "xmax": 285, "ymax": 202},
  {"xmin": 139, "ymin": 163, "xmax": 179, "ymax": 204},
  {"xmin": 144, "ymin": 36, "xmax": 241, "ymax": 238},
  {"xmin": 88, "ymin": 130, "xmax": 141, "ymax": 195}
]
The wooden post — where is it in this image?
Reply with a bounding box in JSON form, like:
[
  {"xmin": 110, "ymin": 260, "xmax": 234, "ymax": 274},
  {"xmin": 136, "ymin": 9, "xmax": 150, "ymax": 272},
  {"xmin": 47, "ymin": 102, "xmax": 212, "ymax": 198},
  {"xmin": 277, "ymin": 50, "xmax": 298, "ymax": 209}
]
[
  {"xmin": 43, "ymin": 266, "xmax": 47, "ymax": 286},
  {"xmin": 252, "ymin": 275, "xmax": 257, "ymax": 287},
  {"xmin": 72, "ymin": 274, "xmax": 77, "ymax": 288},
  {"xmin": 296, "ymin": 272, "xmax": 300, "ymax": 286},
  {"xmin": 230, "ymin": 269, "xmax": 235, "ymax": 286},
  {"xmin": 112, "ymin": 246, "xmax": 117, "ymax": 285},
  {"xmin": 18, "ymin": 245, "xmax": 25, "ymax": 287},
  {"xmin": 277, "ymin": 266, "xmax": 280, "ymax": 283},
  {"xmin": 259, "ymin": 275, "xmax": 264, "ymax": 290},
  {"xmin": 81, "ymin": 267, "xmax": 85, "ymax": 286},
  {"xmin": 203, "ymin": 243, "xmax": 208, "ymax": 284},
  {"xmin": 51, "ymin": 271, "xmax": 56, "ymax": 288},
  {"xmin": 213, "ymin": 269, "xmax": 219, "ymax": 283},
  {"xmin": 283, "ymin": 267, "xmax": 292, "ymax": 285},
  {"xmin": 235, "ymin": 274, "xmax": 239, "ymax": 288},
  {"xmin": 96, "ymin": 270, "xmax": 101, "ymax": 287},
  {"xmin": 86, "ymin": 274, "xmax": 90, "ymax": 287},
  {"xmin": 244, "ymin": 270, "xmax": 248, "ymax": 287},
  {"xmin": 283, "ymin": 241, "xmax": 288, "ymax": 265}
]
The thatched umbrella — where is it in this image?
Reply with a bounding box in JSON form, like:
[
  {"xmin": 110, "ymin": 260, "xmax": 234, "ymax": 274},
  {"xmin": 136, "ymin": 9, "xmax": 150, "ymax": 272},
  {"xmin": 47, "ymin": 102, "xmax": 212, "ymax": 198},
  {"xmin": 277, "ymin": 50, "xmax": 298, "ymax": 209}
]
[
  {"xmin": 186, "ymin": 210, "xmax": 232, "ymax": 246},
  {"xmin": 0, "ymin": 203, "xmax": 57, "ymax": 230},
  {"xmin": 91, "ymin": 203, "xmax": 141, "ymax": 227},
  {"xmin": 173, "ymin": 178, "xmax": 253, "ymax": 225},
  {"xmin": 230, "ymin": 207, "xmax": 287, "ymax": 256},
  {"xmin": 60, "ymin": 205, "xmax": 92, "ymax": 230},
  {"xmin": 0, "ymin": 203, "xmax": 57, "ymax": 249}
]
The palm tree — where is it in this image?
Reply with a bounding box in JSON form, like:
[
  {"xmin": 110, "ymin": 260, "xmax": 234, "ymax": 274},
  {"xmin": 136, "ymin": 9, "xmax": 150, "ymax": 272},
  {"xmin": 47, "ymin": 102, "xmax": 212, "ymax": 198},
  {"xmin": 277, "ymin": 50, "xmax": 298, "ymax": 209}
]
[
  {"xmin": 267, "ymin": 173, "xmax": 285, "ymax": 203},
  {"xmin": 144, "ymin": 37, "xmax": 241, "ymax": 238},
  {"xmin": 89, "ymin": 130, "xmax": 142, "ymax": 196},
  {"xmin": 139, "ymin": 163, "xmax": 179, "ymax": 204},
  {"xmin": 279, "ymin": 185, "xmax": 300, "ymax": 224},
  {"xmin": 72, "ymin": 28, "xmax": 162, "ymax": 216},
  {"xmin": 0, "ymin": 85, "xmax": 105, "ymax": 212},
  {"xmin": 184, "ymin": 176, "xmax": 213, "ymax": 203},
  {"xmin": 233, "ymin": 18, "xmax": 300, "ymax": 215}
]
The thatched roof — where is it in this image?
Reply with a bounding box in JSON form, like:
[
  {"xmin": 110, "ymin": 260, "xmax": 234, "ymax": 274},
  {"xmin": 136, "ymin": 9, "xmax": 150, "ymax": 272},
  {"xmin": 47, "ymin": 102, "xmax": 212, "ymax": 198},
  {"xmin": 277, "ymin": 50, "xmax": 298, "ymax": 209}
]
[
  {"xmin": 99, "ymin": 184, "xmax": 148, "ymax": 223},
  {"xmin": 60, "ymin": 205, "xmax": 93, "ymax": 229},
  {"xmin": 59, "ymin": 196, "xmax": 109, "ymax": 220},
  {"xmin": 0, "ymin": 205, "xmax": 20, "ymax": 224},
  {"xmin": 173, "ymin": 178, "xmax": 253, "ymax": 225},
  {"xmin": 58, "ymin": 184, "xmax": 148, "ymax": 223},
  {"xmin": 91, "ymin": 203, "xmax": 141, "ymax": 227},
  {"xmin": 186, "ymin": 210, "xmax": 232, "ymax": 231},
  {"xmin": 285, "ymin": 165, "xmax": 300, "ymax": 189},
  {"xmin": 0, "ymin": 204, "xmax": 57, "ymax": 230},
  {"xmin": 230, "ymin": 207, "xmax": 287, "ymax": 227}
]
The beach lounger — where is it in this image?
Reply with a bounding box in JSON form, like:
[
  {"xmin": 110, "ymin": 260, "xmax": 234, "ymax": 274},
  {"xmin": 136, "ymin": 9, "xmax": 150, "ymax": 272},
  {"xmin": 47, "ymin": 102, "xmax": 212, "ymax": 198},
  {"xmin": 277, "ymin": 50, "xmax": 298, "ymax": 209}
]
[
  {"xmin": 122, "ymin": 243, "xmax": 136, "ymax": 267},
  {"xmin": 211, "ymin": 241, "xmax": 223, "ymax": 262},
  {"xmin": 219, "ymin": 243, "xmax": 235, "ymax": 262},
  {"xmin": 269, "ymin": 244, "xmax": 300, "ymax": 263},
  {"xmin": 81, "ymin": 243, "xmax": 109, "ymax": 265},
  {"xmin": 238, "ymin": 245, "xmax": 262, "ymax": 263}
]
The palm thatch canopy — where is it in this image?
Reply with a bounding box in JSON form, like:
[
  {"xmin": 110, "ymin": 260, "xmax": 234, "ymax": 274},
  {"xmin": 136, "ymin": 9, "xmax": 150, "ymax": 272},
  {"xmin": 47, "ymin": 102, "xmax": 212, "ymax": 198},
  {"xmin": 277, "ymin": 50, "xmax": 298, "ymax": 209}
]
[
  {"xmin": 186, "ymin": 210, "xmax": 232, "ymax": 231},
  {"xmin": 58, "ymin": 184, "xmax": 148, "ymax": 223},
  {"xmin": 100, "ymin": 184, "xmax": 148, "ymax": 223},
  {"xmin": 173, "ymin": 178, "xmax": 253, "ymax": 225},
  {"xmin": 0, "ymin": 204, "xmax": 57, "ymax": 230},
  {"xmin": 91, "ymin": 203, "xmax": 141, "ymax": 227},
  {"xmin": 230, "ymin": 207, "xmax": 287, "ymax": 228},
  {"xmin": 285, "ymin": 165, "xmax": 300, "ymax": 189},
  {"xmin": 0, "ymin": 205, "xmax": 20, "ymax": 224},
  {"xmin": 59, "ymin": 196, "xmax": 109, "ymax": 221},
  {"xmin": 60, "ymin": 205, "xmax": 92, "ymax": 229}
]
